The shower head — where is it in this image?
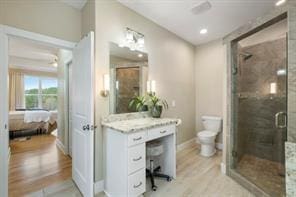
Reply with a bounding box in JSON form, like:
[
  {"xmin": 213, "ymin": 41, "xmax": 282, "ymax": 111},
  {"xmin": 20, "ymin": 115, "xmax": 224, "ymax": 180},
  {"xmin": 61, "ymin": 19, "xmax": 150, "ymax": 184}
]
[{"xmin": 239, "ymin": 52, "xmax": 253, "ymax": 61}]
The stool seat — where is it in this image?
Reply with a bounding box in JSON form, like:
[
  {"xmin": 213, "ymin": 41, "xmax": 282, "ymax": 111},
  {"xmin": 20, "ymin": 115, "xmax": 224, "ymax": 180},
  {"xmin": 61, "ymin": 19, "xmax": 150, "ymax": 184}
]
[{"xmin": 146, "ymin": 141, "xmax": 163, "ymax": 157}]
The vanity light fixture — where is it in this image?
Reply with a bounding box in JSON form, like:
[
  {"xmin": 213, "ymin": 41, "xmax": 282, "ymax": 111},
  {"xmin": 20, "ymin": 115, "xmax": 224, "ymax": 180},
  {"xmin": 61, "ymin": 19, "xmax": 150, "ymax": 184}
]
[
  {"xmin": 137, "ymin": 37, "xmax": 145, "ymax": 48},
  {"xmin": 147, "ymin": 81, "xmax": 151, "ymax": 93},
  {"xmin": 116, "ymin": 81, "xmax": 119, "ymax": 90},
  {"xmin": 138, "ymin": 53, "xmax": 143, "ymax": 58},
  {"xmin": 277, "ymin": 69, "xmax": 287, "ymax": 76},
  {"xmin": 101, "ymin": 74, "xmax": 110, "ymax": 97},
  {"xmin": 147, "ymin": 80, "xmax": 156, "ymax": 95},
  {"xmin": 151, "ymin": 80, "xmax": 156, "ymax": 93},
  {"xmin": 275, "ymin": 0, "xmax": 286, "ymax": 6},
  {"xmin": 270, "ymin": 82, "xmax": 277, "ymax": 94},
  {"xmin": 126, "ymin": 30, "xmax": 134, "ymax": 43},
  {"xmin": 200, "ymin": 28, "xmax": 208, "ymax": 35},
  {"xmin": 121, "ymin": 28, "xmax": 145, "ymax": 51}
]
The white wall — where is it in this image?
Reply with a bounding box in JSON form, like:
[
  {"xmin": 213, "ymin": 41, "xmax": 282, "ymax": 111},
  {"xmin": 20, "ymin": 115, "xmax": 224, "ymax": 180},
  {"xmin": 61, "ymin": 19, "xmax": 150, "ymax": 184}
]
[
  {"xmin": 93, "ymin": 0, "xmax": 196, "ymax": 181},
  {"xmin": 195, "ymin": 39, "xmax": 227, "ymax": 151},
  {"xmin": 0, "ymin": 0, "xmax": 81, "ymax": 42}
]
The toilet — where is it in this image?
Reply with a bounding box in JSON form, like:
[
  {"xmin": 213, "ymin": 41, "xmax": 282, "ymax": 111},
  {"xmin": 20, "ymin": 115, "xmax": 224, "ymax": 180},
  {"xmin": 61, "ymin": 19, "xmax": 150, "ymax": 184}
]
[{"xmin": 197, "ymin": 116, "xmax": 222, "ymax": 157}]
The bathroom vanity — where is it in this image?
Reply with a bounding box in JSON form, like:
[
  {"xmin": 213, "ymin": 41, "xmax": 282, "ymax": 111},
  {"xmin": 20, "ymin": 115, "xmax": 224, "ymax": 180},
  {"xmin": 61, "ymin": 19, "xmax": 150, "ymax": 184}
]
[{"xmin": 102, "ymin": 115, "xmax": 180, "ymax": 197}]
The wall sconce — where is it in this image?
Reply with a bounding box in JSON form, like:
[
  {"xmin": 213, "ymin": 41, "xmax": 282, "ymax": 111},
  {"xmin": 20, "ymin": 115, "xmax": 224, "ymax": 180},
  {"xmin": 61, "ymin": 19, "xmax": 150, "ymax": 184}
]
[
  {"xmin": 270, "ymin": 82, "xmax": 277, "ymax": 99},
  {"xmin": 270, "ymin": 82, "xmax": 277, "ymax": 94},
  {"xmin": 118, "ymin": 28, "xmax": 145, "ymax": 51},
  {"xmin": 147, "ymin": 80, "xmax": 156, "ymax": 95},
  {"xmin": 116, "ymin": 81, "xmax": 119, "ymax": 90},
  {"xmin": 101, "ymin": 74, "xmax": 110, "ymax": 97}
]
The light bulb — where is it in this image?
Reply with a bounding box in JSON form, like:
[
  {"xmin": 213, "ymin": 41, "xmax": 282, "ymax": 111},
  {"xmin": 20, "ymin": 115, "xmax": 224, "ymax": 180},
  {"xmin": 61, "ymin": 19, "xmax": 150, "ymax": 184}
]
[{"xmin": 126, "ymin": 31, "xmax": 134, "ymax": 43}]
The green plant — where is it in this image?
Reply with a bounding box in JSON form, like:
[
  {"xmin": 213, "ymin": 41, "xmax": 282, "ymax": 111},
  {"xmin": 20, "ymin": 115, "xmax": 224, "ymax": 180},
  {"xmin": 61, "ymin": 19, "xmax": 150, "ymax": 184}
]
[
  {"xmin": 148, "ymin": 94, "xmax": 168, "ymax": 109},
  {"xmin": 147, "ymin": 94, "xmax": 168, "ymax": 118},
  {"xmin": 128, "ymin": 95, "xmax": 148, "ymax": 112}
]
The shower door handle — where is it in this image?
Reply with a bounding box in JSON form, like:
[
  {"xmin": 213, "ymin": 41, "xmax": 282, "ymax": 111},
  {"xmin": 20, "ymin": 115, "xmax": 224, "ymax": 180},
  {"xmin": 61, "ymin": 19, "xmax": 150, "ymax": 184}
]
[{"xmin": 275, "ymin": 112, "xmax": 287, "ymax": 129}]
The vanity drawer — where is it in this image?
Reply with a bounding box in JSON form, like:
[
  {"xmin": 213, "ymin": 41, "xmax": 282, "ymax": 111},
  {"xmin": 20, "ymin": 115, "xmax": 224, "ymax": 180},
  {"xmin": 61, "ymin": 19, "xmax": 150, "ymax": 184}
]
[
  {"xmin": 128, "ymin": 131, "xmax": 146, "ymax": 147},
  {"xmin": 128, "ymin": 169, "xmax": 145, "ymax": 197},
  {"xmin": 147, "ymin": 125, "xmax": 175, "ymax": 141},
  {"xmin": 128, "ymin": 143, "xmax": 145, "ymax": 174}
]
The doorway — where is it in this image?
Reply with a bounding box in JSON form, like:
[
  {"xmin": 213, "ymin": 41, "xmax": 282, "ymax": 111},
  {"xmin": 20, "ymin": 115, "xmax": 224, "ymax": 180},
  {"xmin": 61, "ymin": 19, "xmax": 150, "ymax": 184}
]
[
  {"xmin": 0, "ymin": 26, "xmax": 95, "ymax": 197},
  {"xmin": 7, "ymin": 35, "xmax": 73, "ymax": 196}
]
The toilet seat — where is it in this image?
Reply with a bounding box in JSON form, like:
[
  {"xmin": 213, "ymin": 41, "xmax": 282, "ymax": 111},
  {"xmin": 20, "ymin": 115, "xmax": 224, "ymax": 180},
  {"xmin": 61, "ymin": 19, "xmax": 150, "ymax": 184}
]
[{"xmin": 198, "ymin": 130, "xmax": 216, "ymax": 138}]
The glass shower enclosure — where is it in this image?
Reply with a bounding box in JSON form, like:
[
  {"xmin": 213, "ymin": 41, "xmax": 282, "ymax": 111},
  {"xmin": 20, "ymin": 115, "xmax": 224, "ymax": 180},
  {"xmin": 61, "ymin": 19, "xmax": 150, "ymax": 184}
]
[{"xmin": 231, "ymin": 18, "xmax": 287, "ymax": 197}]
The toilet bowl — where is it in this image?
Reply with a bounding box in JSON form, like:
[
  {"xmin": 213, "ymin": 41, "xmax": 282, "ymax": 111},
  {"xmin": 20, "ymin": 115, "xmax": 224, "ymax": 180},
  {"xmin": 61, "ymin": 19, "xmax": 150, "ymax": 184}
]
[{"xmin": 197, "ymin": 116, "xmax": 222, "ymax": 157}]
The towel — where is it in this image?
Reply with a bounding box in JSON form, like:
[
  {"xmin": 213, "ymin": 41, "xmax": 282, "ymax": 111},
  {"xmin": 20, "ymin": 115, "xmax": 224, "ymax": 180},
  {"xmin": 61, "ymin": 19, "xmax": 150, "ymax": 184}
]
[{"xmin": 24, "ymin": 110, "xmax": 51, "ymax": 123}]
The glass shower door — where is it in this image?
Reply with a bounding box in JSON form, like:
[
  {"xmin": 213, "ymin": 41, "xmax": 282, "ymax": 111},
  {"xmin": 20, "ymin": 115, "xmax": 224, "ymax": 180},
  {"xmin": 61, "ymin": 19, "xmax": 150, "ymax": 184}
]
[{"xmin": 232, "ymin": 19, "xmax": 287, "ymax": 197}]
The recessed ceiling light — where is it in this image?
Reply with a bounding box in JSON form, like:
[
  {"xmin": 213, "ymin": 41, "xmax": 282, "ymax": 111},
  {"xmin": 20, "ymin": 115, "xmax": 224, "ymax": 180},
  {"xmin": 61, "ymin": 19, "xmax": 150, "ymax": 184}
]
[
  {"xmin": 138, "ymin": 53, "xmax": 143, "ymax": 58},
  {"xmin": 275, "ymin": 0, "xmax": 286, "ymax": 6},
  {"xmin": 200, "ymin": 28, "xmax": 208, "ymax": 34}
]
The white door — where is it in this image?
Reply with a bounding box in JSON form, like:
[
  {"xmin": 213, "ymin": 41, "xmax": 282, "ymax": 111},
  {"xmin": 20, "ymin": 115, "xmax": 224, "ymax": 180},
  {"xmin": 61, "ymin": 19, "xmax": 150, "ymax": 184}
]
[
  {"xmin": 72, "ymin": 32, "xmax": 95, "ymax": 197},
  {"xmin": 0, "ymin": 26, "xmax": 9, "ymax": 197}
]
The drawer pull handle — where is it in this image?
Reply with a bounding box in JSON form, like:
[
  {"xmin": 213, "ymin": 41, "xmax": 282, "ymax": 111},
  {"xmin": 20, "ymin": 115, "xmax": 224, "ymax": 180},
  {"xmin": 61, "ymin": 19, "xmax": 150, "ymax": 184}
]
[
  {"xmin": 133, "ymin": 182, "xmax": 142, "ymax": 188},
  {"xmin": 133, "ymin": 137, "xmax": 142, "ymax": 141},
  {"xmin": 160, "ymin": 130, "xmax": 167, "ymax": 134},
  {"xmin": 133, "ymin": 156, "xmax": 142, "ymax": 161}
]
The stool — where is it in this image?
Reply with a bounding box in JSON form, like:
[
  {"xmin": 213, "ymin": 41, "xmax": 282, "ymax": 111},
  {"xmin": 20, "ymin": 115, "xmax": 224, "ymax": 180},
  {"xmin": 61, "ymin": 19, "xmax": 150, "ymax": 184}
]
[{"xmin": 146, "ymin": 141, "xmax": 172, "ymax": 191}]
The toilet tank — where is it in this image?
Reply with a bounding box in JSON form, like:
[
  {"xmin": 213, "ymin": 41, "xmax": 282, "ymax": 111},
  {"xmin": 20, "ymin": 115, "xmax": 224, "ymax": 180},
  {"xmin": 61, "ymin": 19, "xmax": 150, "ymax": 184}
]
[{"xmin": 201, "ymin": 116, "xmax": 222, "ymax": 133}]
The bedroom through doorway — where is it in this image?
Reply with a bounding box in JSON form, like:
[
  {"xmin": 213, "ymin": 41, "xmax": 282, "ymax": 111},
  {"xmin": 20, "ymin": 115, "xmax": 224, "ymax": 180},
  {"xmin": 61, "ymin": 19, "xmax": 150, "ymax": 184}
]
[{"xmin": 8, "ymin": 36, "xmax": 73, "ymax": 196}]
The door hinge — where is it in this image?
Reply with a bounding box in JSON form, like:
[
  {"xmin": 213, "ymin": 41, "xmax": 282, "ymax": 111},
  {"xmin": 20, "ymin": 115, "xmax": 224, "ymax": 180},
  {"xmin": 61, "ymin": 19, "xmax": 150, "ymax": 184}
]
[{"xmin": 5, "ymin": 124, "xmax": 7, "ymax": 129}]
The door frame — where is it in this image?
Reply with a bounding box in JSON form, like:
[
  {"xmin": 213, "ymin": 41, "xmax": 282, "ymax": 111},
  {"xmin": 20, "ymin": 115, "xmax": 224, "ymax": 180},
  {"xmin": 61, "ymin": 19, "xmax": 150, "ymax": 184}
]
[
  {"xmin": 0, "ymin": 25, "xmax": 76, "ymax": 196},
  {"xmin": 66, "ymin": 60, "xmax": 73, "ymax": 157}
]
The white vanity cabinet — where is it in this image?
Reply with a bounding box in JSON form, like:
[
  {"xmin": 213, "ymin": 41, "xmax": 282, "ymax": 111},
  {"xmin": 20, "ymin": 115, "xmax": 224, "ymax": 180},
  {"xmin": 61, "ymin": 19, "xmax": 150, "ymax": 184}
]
[{"xmin": 104, "ymin": 123, "xmax": 176, "ymax": 197}]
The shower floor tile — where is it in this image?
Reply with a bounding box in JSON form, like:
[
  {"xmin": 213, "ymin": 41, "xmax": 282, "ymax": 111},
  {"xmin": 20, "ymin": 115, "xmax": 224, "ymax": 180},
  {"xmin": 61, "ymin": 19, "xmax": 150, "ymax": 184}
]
[{"xmin": 237, "ymin": 154, "xmax": 285, "ymax": 197}]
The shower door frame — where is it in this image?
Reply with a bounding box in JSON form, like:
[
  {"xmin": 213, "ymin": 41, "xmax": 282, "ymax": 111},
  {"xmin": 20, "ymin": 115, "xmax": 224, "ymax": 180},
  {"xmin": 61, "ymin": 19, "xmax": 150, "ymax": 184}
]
[{"xmin": 224, "ymin": 3, "xmax": 296, "ymax": 196}]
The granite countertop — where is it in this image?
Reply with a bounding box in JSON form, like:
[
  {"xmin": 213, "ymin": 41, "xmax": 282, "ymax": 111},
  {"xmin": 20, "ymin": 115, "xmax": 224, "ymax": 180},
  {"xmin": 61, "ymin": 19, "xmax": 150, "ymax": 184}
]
[{"xmin": 102, "ymin": 117, "xmax": 181, "ymax": 133}]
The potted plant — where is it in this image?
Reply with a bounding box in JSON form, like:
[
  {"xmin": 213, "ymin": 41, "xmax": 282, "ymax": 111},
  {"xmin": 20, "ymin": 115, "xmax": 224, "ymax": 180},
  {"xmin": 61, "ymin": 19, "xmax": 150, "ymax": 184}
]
[
  {"xmin": 147, "ymin": 94, "xmax": 168, "ymax": 118},
  {"xmin": 128, "ymin": 95, "xmax": 148, "ymax": 112}
]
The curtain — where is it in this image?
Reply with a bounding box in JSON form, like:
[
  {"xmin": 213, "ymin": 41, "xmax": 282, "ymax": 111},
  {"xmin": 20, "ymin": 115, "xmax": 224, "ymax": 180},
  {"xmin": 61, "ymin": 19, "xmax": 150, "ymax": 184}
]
[{"xmin": 9, "ymin": 71, "xmax": 25, "ymax": 110}]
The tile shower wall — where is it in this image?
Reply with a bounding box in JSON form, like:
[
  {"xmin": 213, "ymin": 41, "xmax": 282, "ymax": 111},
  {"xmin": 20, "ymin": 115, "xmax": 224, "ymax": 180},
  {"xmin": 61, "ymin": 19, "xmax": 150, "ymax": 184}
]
[
  {"xmin": 237, "ymin": 38, "xmax": 287, "ymax": 163},
  {"xmin": 116, "ymin": 67, "xmax": 140, "ymax": 113}
]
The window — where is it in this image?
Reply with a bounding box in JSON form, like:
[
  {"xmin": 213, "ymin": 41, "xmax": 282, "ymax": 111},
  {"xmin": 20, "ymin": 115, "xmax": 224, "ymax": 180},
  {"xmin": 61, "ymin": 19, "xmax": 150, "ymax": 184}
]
[{"xmin": 24, "ymin": 76, "xmax": 58, "ymax": 110}]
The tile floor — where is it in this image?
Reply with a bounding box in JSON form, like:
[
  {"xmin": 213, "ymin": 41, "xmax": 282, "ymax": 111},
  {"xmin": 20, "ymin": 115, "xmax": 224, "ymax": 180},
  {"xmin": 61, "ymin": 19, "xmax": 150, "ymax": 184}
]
[{"xmin": 236, "ymin": 154, "xmax": 285, "ymax": 197}]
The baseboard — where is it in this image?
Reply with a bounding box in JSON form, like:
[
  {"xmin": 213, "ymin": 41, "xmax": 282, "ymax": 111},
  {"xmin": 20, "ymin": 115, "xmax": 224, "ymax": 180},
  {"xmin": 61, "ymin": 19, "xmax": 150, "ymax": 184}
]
[
  {"xmin": 220, "ymin": 162, "xmax": 226, "ymax": 174},
  {"xmin": 94, "ymin": 180, "xmax": 104, "ymax": 194},
  {"xmin": 177, "ymin": 138, "xmax": 196, "ymax": 152},
  {"xmin": 56, "ymin": 138, "xmax": 66, "ymax": 155}
]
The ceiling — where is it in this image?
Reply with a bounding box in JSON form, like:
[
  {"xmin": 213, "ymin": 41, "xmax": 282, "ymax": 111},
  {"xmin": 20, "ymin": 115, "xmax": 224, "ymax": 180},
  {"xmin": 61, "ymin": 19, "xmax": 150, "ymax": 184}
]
[
  {"xmin": 9, "ymin": 38, "xmax": 59, "ymax": 73},
  {"xmin": 61, "ymin": 0, "xmax": 283, "ymax": 45},
  {"xmin": 118, "ymin": 0, "xmax": 280, "ymax": 45}
]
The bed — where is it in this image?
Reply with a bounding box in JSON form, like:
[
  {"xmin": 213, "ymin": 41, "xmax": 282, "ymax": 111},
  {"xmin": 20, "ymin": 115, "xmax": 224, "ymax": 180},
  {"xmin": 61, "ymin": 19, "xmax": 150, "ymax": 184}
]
[{"xmin": 9, "ymin": 110, "xmax": 58, "ymax": 138}]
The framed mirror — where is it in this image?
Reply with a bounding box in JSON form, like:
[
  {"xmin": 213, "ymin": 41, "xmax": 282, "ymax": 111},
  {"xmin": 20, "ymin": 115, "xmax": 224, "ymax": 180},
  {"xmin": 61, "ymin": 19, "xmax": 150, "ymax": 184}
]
[{"xmin": 109, "ymin": 42, "xmax": 148, "ymax": 114}]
